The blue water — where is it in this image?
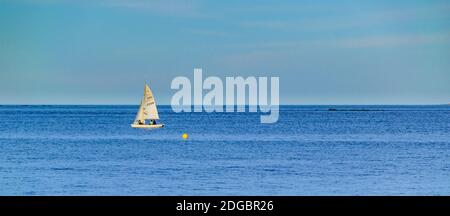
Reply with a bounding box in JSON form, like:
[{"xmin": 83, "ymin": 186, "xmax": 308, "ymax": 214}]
[{"xmin": 0, "ymin": 105, "xmax": 449, "ymax": 195}]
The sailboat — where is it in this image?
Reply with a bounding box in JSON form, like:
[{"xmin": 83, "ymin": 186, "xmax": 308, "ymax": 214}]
[{"xmin": 130, "ymin": 84, "xmax": 164, "ymax": 129}]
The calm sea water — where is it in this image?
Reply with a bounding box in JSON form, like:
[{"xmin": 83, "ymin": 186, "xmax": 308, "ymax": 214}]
[{"xmin": 0, "ymin": 105, "xmax": 449, "ymax": 195}]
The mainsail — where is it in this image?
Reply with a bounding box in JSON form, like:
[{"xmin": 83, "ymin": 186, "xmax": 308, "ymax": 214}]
[{"xmin": 133, "ymin": 84, "xmax": 159, "ymax": 124}]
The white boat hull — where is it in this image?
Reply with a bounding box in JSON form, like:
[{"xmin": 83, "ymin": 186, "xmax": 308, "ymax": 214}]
[{"xmin": 130, "ymin": 124, "xmax": 164, "ymax": 129}]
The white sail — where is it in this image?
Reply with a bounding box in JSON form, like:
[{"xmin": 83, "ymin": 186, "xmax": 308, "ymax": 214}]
[
  {"xmin": 133, "ymin": 84, "xmax": 159, "ymax": 124},
  {"xmin": 131, "ymin": 83, "xmax": 163, "ymax": 128},
  {"xmin": 133, "ymin": 99, "xmax": 145, "ymax": 124},
  {"xmin": 143, "ymin": 84, "xmax": 160, "ymax": 120}
]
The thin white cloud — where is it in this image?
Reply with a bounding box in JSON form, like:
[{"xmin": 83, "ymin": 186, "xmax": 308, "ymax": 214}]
[
  {"xmin": 240, "ymin": 21, "xmax": 291, "ymax": 29},
  {"xmin": 184, "ymin": 28, "xmax": 231, "ymax": 37},
  {"xmin": 228, "ymin": 32, "xmax": 450, "ymax": 49},
  {"xmin": 332, "ymin": 32, "xmax": 450, "ymax": 48},
  {"xmin": 238, "ymin": 3, "xmax": 450, "ymax": 32}
]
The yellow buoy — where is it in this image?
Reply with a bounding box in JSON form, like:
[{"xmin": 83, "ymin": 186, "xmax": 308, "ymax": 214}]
[{"xmin": 182, "ymin": 133, "xmax": 188, "ymax": 140}]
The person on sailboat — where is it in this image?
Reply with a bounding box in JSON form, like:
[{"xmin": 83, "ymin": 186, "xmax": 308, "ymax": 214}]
[
  {"xmin": 150, "ymin": 119, "xmax": 156, "ymax": 125},
  {"xmin": 138, "ymin": 120, "xmax": 144, "ymax": 125}
]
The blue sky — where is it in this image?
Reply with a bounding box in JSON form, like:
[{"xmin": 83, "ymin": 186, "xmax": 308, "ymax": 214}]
[{"xmin": 0, "ymin": 0, "xmax": 449, "ymax": 104}]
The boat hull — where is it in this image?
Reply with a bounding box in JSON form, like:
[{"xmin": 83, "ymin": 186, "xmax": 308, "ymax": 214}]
[{"xmin": 130, "ymin": 124, "xmax": 164, "ymax": 129}]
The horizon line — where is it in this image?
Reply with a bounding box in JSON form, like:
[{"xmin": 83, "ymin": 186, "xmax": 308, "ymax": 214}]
[{"xmin": 0, "ymin": 103, "xmax": 448, "ymax": 106}]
